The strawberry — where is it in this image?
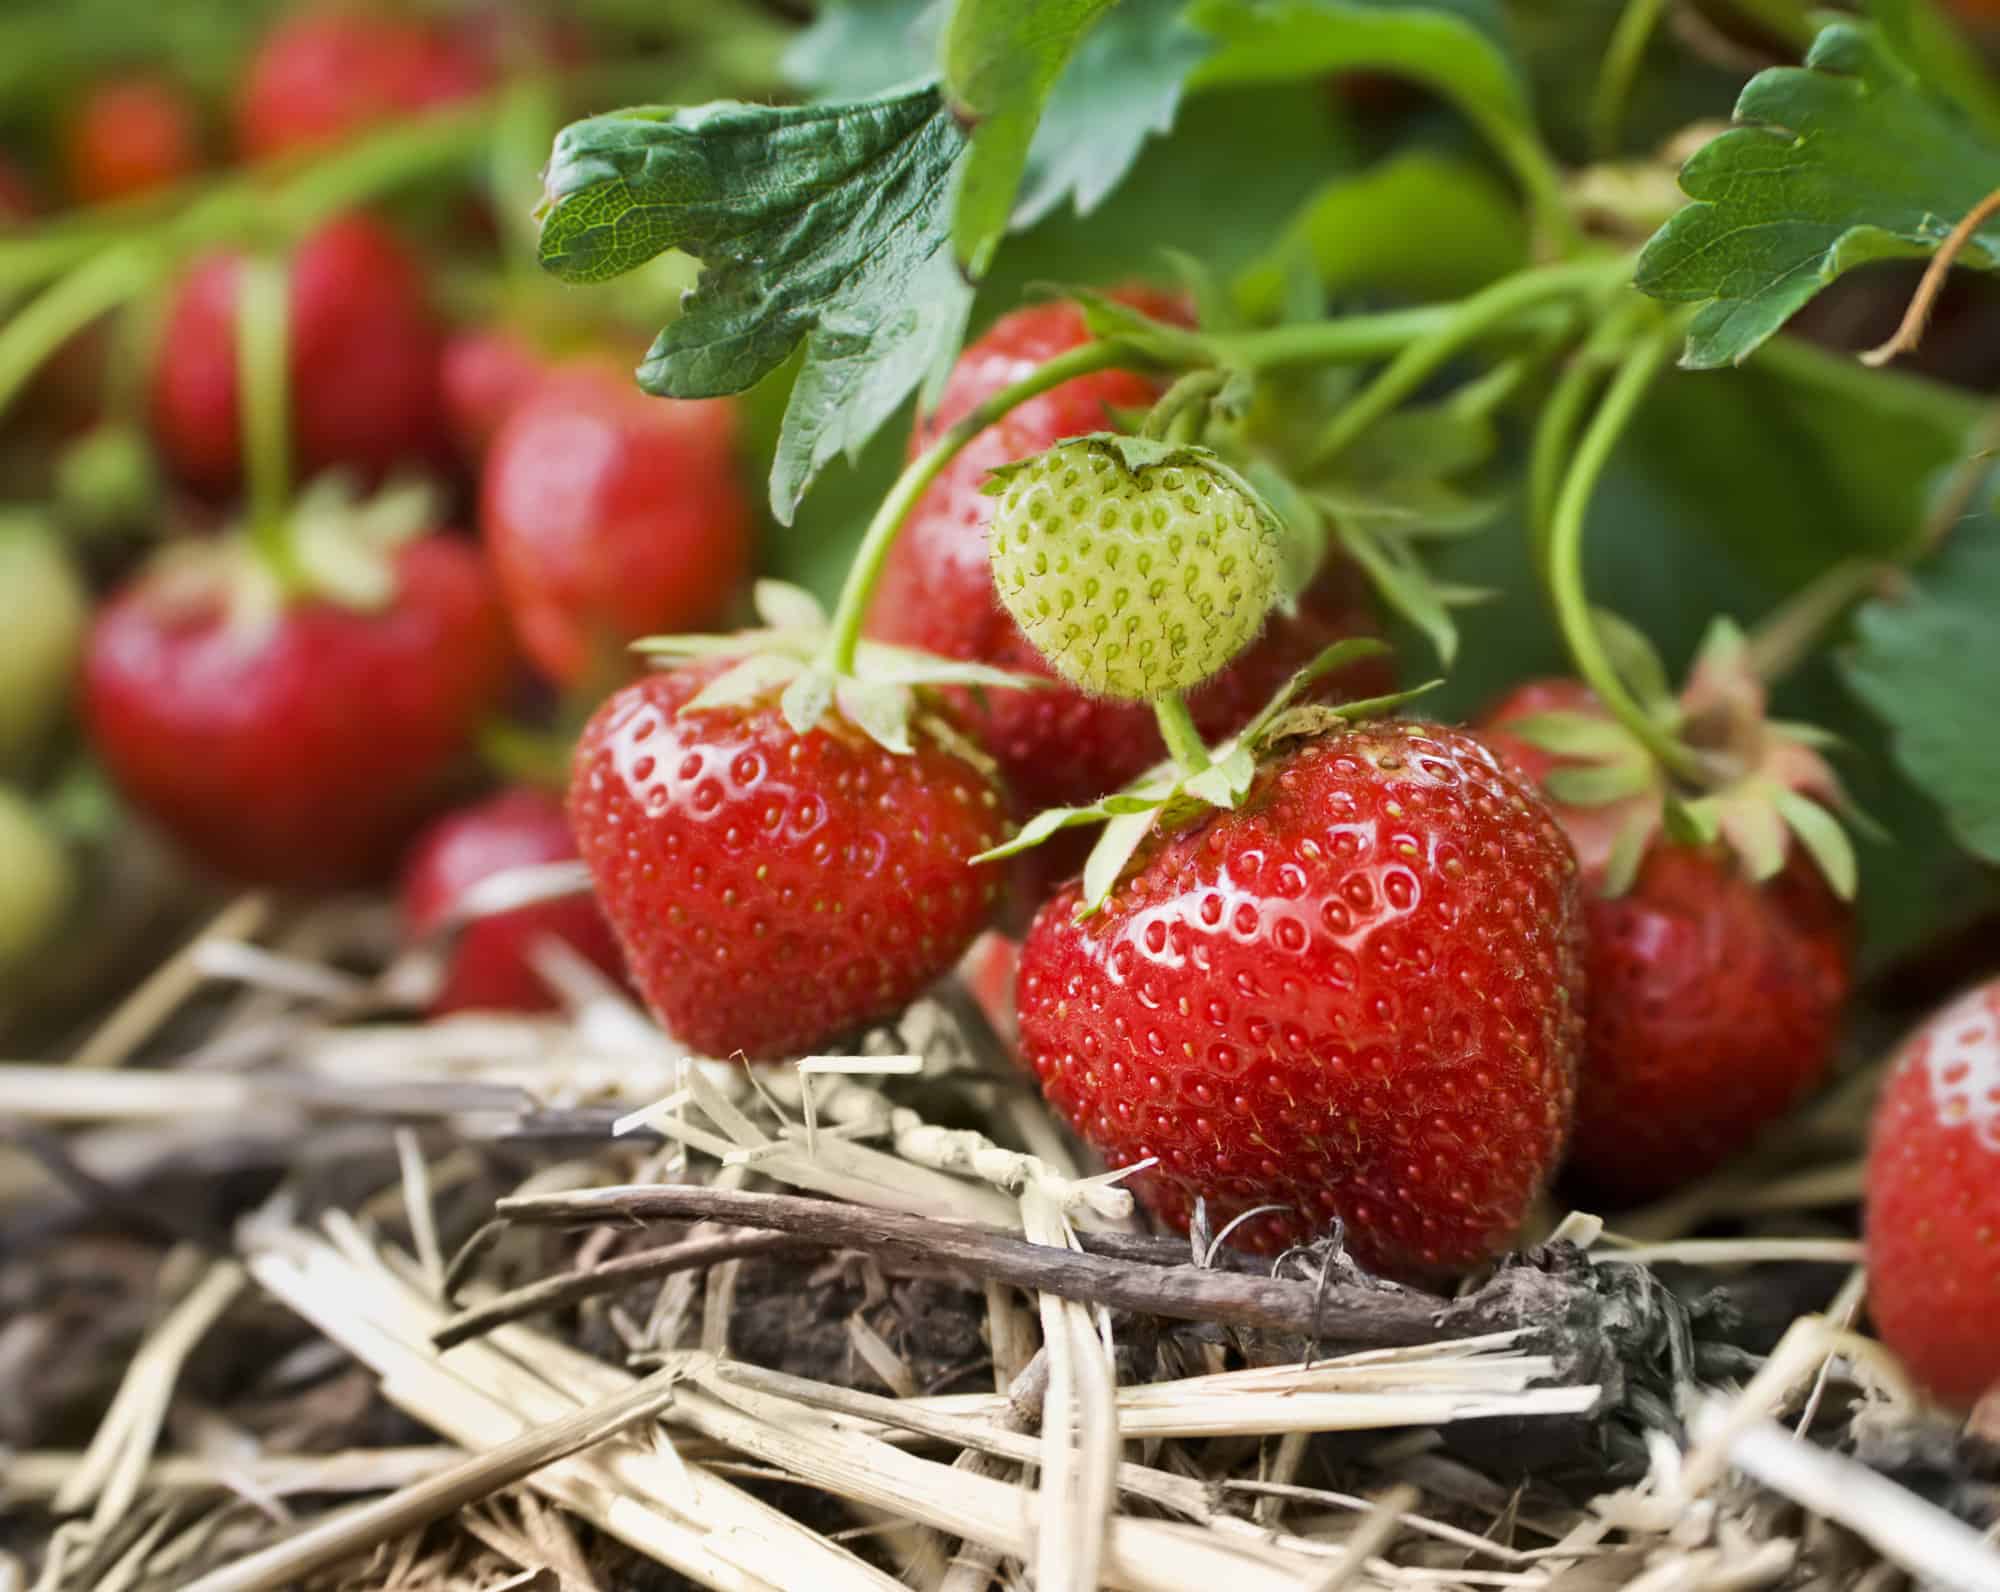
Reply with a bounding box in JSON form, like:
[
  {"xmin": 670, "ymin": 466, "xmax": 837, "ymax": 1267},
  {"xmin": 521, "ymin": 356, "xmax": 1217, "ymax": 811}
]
[
  {"xmin": 1481, "ymin": 678, "xmax": 1853, "ymax": 1205},
  {"xmin": 1016, "ymin": 718, "xmax": 1584, "ymax": 1277},
  {"xmin": 400, "ymin": 786, "xmax": 625, "ymax": 1015},
  {"xmin": 481, "ymin": 360, "xmax": 750, "ymax": 688},
  {"xmin": 151, "ymin": 213, "xmax": 446, "ymax": 495},
  {"xmin": 0, "ymin": 513, "xmax": 88, "ymax": 778},
  {"xmin": 1865, "ymin": 977, "xmax": 2000, "ymax": 1408},
  {"xmin": 234, "ymin": 9, "xmax": 490, "ymax": 162},
  {"xmin": 962, "ymin": 930, "xmax": 1022, "ymax": 1050},
  {"xmin": 865, "ymin": 294, "xmax": 1389, "ymax": 818},
  {"xmin": 82, "ymin": 534, "xmax": 511, "ymax": 888},
  {"xmin": 568, "ymin": 661, "xmax": 1006, "ymax": 1059},
  {"xmin": 988, "ymin": 436, "xmax": 1281, "ymax": 701},
  {"xmin": 63, "ymin": 71, "xmax": 203, "ymax": 206},
  {"xmin": 0, "ymin": 154, "xmax": 35, "ymax": 224},
  {"xmin": 440, "ymin": 325, "xmax": 548, "ymax": 463}
]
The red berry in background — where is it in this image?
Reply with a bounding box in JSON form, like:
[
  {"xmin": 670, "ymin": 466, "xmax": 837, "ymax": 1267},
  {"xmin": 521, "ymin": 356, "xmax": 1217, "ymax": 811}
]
[
  {"xmin": 63, "ymin": 72, "xmax": 203, "ymax": 206},
  {"xmin": 234, "ymin": 9, "xmax": 489, "ymax": 161},
  {"xmin": 0, "ymin": 154, "xmax": 35, "ymax": 224},
  {"xmin": 83, "ymin": 537, "xmax": 511, "ymax": 888},
  {"xmin": 400, "ymin": 787, "xmax": 625, "ymax": 1016},
  {"xmin": 865, "ymin": 293, "xmax": 1391, "ymax": 820},
  {"xmin": 568, "ymin": 663, "xmax": 1007, "ymax": 1060},
  {"xmin": 440, "ymin": 325, "xmax": 548, "ymax": 463},
  {"xmin": 1866, "ymin": 977, "xmax": 2000, "ymax": 1409},
  {"xmin": 1017, "ymin": 720, "xmax": 1584, "ymax": 1278},
  {"xmin": 1481, "ymin": 681, "xmax": 1853, "ymax": 1206},
  {"xmin": 482, "ymin": 361, "xmax": 750, "ymax": 688},
  {"xmin": 151, "ymin": 213, "xmax": 446, "ymax": 495},
  {"xmin": 962, "ymin": 930, "xmax": 1022, "ymax": 1050}
]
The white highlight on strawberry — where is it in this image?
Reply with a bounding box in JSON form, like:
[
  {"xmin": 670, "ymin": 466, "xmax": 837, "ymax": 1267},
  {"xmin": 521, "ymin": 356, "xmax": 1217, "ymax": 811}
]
[{"xmin": 1916, "ymin": 979, "xmax": 2000, "ymax": 1153}]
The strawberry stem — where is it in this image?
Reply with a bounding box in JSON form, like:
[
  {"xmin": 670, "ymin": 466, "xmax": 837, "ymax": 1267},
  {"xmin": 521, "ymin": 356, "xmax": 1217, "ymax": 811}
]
[
  {"xmin": 822, "ymin": 339, "xmax": 1141, "ymax": 676},
  {"xmin": 237, "ymin": 252, "xmax": 297, "ymax": 587},
  {"xmin": 1589, "ymin": 0, "xmax": 1674, "ymax": 161},
  {"xmin": 1546, "ymin": 318, "xmax": 1710, "ymax": 784},
  {"xmin": 1155, "ymin": 694, "xmax": 1211, "ymax": 776},
  {"xmin": 1306, "ymin": 256, "xmax": 1626, "ymax": 466},
  {"xmin": 1528, "ymin": 297, "xmax": 1652, "ymax": 571},
  {"xmin": 1742, "ymin": 557, "xmax": 1894, "ymax": 684}
]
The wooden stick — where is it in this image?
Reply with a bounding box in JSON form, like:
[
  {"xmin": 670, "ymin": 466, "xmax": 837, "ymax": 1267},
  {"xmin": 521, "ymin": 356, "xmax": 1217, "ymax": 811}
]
[
  {"xmin": 433, "ymin": 1229, "xmax": 818, "ymax": 1349},
  {"xmin": 493, "ymin": 1183, "xmax": 1496, "ymax": 1346}
]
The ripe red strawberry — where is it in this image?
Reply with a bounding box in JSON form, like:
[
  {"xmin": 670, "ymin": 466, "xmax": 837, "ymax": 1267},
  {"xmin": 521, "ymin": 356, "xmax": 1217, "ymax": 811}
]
[
  {"xmin": 866, "ymin": 294, "xmax": 1389, "ymax": 818},
  {"xmin": 568, "ymin": 662, "xmax": 1006, "ymax": 1059},
  {"xmin": 400, "ymin": 787, "xmax": 625, "ymax": 1015},
  {"xmin": 1865, "ymin": 978, "xmax": 2000, "ymax": 1408},
  {"xmin": 63, "ymin": 72, "xmax": 203, "ymax": 206},
  {"xmin": 151, "ymin": 213, "xmax": 446, "ymax": 495},
  {"xmin": 83, "ymin": 536, "xmax": 511, "ymax": 888},
  {"xmin": 1016, "ymin": 719, "xmax": 1584, "ymax": 1277},
  {"xmin": 962, "ymin": 930, "xmax": 1022, "ymax": 1051},
  {"xmin": 481, "ymin": 360, "xmax": 750, "ymax": 688},
  {"xmin": 0, "ymin": 154, "xmax": 35, "ymax": 224},
  {"xmin": 1481, "ymin": 680, "xmax": 1852, "ymax": 1205},
  {"xmin": 440, "ymin": 325, "xmax": 548, "ymax": 463},
  {"xmin": 234, "ymin": 9, "xmax": 490, "ymax": 161}
]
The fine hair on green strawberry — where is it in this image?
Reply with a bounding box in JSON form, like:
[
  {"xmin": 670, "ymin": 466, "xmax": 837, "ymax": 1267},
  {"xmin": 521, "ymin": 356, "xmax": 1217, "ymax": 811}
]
[{"xmin": 988, "ymin": 434, "xmax": 1281, "ymax": 703}]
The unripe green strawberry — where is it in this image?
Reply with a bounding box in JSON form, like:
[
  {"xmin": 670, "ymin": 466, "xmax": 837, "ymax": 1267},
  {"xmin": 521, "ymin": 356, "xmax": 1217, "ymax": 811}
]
[{"xmin": 987, "ymin": 435, "xmax": 1281, "ymax": 703}]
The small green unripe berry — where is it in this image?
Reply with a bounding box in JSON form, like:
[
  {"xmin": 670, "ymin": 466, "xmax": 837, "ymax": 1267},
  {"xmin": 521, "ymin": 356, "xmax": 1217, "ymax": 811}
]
[{"xmin": 987, "ymin": 436, "xmax": 1281, "ymax": 702}]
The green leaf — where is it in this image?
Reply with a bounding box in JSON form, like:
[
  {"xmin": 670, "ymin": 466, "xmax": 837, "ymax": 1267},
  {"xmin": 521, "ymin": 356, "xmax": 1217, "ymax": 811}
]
[
  {"xmin": 942, "ymin": 0, "xmax": 1119, "ymax": 275},
  {"xmin": 1011, "ymin": 0, "xmax": 1213, "ymax": 231},
  {"xmin": 1545, "ymin": 761, "xmax": 1655, "ymax": 807},
  {"xmin": 753, "ymin": 579, "xmax": 831, "ymax": 634},
  {"xmin": 836, "ymin": 677, "xmax": 918, "ymax": 754},
  {"xmin": 1181, "ymin": 743, "xmax": 1257, "ymax": 807},
  {"xmin": 1843, "ymin": 522, "xmax": 2000, "ymax": 864},
  {"xmin": 1189, "ymin": 0, "xmax": 1557, "ymax": 225},
  {"xmin": 1234, "ymin": 152, "xmax": 1530, "ymax": 319},
  {"xmin": 1867, "ymin": 0, "xmax": 2000, "ymax": 146},
  {"xmin": 684, "ymin": 654, "xmax": 806, "ymax": 713},
  {"xmin": 784, "ymin": 0, "xmax": 941, "ymax": 99},
  {"xmin": 1771, "ymin": 786, "xmax": 1859, "ymax": 900},
  {"xmin": 1635, "ymin": 20, "xmax": 2000, "ymax": 369},
  {"xmin": 537, "ymin": 88, "xmax": 973, "ymax": 522},
  {"xmin": 1501, "ymin": 710, "xmax": 1643, "ymax": 761},
  {"xmin": 1081, "ymin": 805, "xmax": 1162, "ymax": 910},
  {"xmin": 975, "ymin": 794, "xmax": 1134, "ymax": 861},
  {"xmin": 1329, "ymin": 516, "xmax": 1461, "ymax": 667}
]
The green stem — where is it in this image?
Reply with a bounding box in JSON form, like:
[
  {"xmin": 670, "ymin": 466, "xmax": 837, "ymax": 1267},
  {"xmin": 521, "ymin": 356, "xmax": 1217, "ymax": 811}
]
[
  {"xmin": 0, "ymin": 106, "xmax": 496, "ymax": 430},
  {"xmin": 1308, "ymin": 257, "xmax": 1624, "ymax": 465},
  {"xmin": 823, "ymin": 340, "xmax": 1138, "ymax": 675},
  {"xmin": 1528, "ymin": 297, "xmax": 1654, "ymax": 569},
  {"xmin": 1590, "ymin": 0, "xmax": 1674, "ymax": 161},
  {"xmin": 0, "ymin": 242, "xmax": 161, "ymax": 421},
  {"xmin": 1154, "ymin": 695, "xmax": 1211, "ymax": 776},
  {"xmin": 1473, "ymin": 106, "xmax": 1584, "ymax": 258},
  {"xmin": 237, "ymin": 255, "xmax": 295, "ymax": 584},
  {"xmin": 1141, "ymin": 368, "xmax": 1226, "ymax": 442},
  {"xmin": 1222, "ymin": 304, "xmax": 1463, "ymax": 370},
  {"xmin": 1546, "ymin": 322, "xmax": 1706, "ymax": 783},
  {"xmin": 1742, "ymin": 557, "xmax": 1893, "ymax": 685}
]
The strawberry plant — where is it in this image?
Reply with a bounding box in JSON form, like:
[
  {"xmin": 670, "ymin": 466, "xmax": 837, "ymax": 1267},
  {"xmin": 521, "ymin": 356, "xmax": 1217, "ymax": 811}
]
[{"xmin": 9, "ymin": 2, "xmax": 2000, "ymax": 1581}]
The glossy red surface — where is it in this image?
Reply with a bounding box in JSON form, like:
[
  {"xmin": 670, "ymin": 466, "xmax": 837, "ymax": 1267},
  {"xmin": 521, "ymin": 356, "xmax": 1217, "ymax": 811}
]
[
  {"xmin": 1018, "ymin": 719, "xmax": 1584, "ymax": 1277},
  {"xmin": 568, "ymin": 662, "xmax": 1006, "ymax": 1059}
]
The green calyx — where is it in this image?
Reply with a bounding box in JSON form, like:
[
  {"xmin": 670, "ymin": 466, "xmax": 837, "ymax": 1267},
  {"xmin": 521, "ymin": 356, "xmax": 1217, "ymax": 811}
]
[
  {"xmin": 1505, "ymin": 616, "xmax": 1862, "ymax": 902},
  {"xmin": 973, "ymin": 636, "xmax": 1427, "ymax": 916},
  {"xmin": 986, "ymin": 434, "xmax": 1283, "ymax": 703},
  {"xmin": 633, "ymin": 579, "xmax": 1049, "ymax": 758}
]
